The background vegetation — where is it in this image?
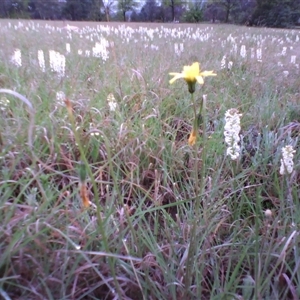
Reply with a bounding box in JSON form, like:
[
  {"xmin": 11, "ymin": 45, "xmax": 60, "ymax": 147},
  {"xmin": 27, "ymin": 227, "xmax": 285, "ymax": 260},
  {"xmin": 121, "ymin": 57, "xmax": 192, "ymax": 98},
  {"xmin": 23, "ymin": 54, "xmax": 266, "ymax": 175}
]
[
  {"xmin": 0, "ymin": 20, "xmax": 300, "ymax": 299},
  {"xmin": 0, "ymin": 0, "xmax": 300, "ymax": 28}
]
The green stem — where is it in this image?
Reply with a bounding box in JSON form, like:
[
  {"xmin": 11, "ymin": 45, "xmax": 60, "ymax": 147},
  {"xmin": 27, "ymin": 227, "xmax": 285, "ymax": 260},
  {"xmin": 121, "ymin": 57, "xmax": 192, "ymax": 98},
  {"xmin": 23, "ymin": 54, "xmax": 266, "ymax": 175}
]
[
  {"xmin": 200, "ymin": 95, "xmax": 207, "ymax": 223},
  {"xmin": 184, "ymin": 92, "xmax": 198, "ymax": 295},
  {"xmin": 192, "ymin": 93, "xmax": 197, "ymax": 122},
  {"xmin": 191, "ymin": 93, "xmax": 199, "ymax": 196},
  {"xmin": 184, "ymin": 93, "xmax": 207, "ymax": 296}
]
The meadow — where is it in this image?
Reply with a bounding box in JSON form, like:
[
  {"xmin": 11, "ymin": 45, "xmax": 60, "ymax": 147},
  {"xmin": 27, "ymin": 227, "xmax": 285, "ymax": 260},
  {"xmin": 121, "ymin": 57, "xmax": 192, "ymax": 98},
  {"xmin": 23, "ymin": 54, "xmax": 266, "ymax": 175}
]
[{"xmin": 0, "ymin": 19, "xmax": 300, "ymax": 299}]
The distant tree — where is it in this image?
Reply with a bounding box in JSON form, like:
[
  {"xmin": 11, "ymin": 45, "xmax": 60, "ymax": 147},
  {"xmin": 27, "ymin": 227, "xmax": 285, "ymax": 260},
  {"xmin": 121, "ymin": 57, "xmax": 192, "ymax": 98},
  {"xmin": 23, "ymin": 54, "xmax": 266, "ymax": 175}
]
[
  {"xmin": 161, "ymin": 0, "xmax": 183, "ymax": 22},
  {"xmin": 140, "ymin": 0, "xmax": 159, "ymax": 22},
  {"xmin": 130, "ymin": 9, "xmax": 140, "ymax": 21},
  {"xmin": 0, "ymin": 0, "xmax": 10, "ymax": 17},
  {"xmin": 233, "ymin": 0, "xmax": 256, "ymax": 24},
  {"xmin": 117, "ymin": 0, "xmax": 138, "ymax": 21},
  {"xmin": 204, "ymin": 2, "xmax": 223, "ymax": 22},
  {"xmin": 29, "ymin": 0, "xmax": 64, "ymax": 19},
  {"xmin": 62, "ymin": 0, "xmax": 95, "ymax": 20},
  {"xmin": 208, "ymin": 0, "xmax": 239, "ymax": 23},
  {"xmin": 221, "ymin": 0, "xmax": 240, "ymax": 23},
  {"xmin": 102, "ymin": 0, "xmax": 115, "ymax": 21},
  {"xmin": 5, "ymin": 0, "xmax": 30, "ymax": 18},
  {"xmin": 203, "ymin": 0, "xmax": 256, "ymax": 24},
  {"xmin": 168, "ymin": 0, "xmax": 177, "ymax": 21},
  {"xmin": 251, "ymin": 0, "xmax": 300, "ymax": 27},
  {"xmin": 183, "ymin": 1, "xmax": 204, "ymax": 23},
  {"xmin": 89, "ymin": 0, "xmax": 104, "ymax": 20}
]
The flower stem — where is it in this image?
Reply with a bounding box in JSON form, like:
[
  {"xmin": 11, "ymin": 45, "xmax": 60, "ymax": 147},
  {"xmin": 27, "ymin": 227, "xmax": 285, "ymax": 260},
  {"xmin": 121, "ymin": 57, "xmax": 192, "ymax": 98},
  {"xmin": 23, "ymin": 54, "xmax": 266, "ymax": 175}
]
[
  {"xmin": 201, "ymin": 95, "xmax": 208, "ymax": 223},
  {"xmin": 191, "ymin": 92, "xmax": 199, "ymax": 194}
]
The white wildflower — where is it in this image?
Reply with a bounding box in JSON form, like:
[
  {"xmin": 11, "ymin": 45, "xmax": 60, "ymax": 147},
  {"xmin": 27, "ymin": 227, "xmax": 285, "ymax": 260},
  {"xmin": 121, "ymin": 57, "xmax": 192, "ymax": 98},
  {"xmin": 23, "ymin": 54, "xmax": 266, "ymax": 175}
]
[
  {"xmin": 174, "ymin": 43, "xmax": 180, "ymax": 56},
  {"xmin": 221, "ymin": 55, "xmax": 226, "ymax": 69},
  {"xmin": 226, "ymin": 146, "xmax": 241, "ymax": 160},
  {"xmin": 291, "ymin": 55, "xmax": 296, "ymax": 64},
  {"xmin": 283, "ymin": 70, "xmax": 289, "ymax": 77},
  {"xmin": 240, "ymin": 45, "xmax": 246, "ymax": 58},
  {"xmin": 227, "ymin": 61, "xmax": 233, "ymax": 70},
  {"xmin": 66, "ymin": 43, "xmax": 71, "ymax": 53},
  {"xmin": 11, "ymin": 49, "xmax": 22, "ymax": 67},
  {"xmin": 89, "ymin": 123, "xmax": 100, "ymax": 136},
  {"xmin": 180, "ymin": 43, "xmax": 184, "ymax": 52},
  {"xmin": 92, "ymin": 38, "xmax": 109, "ymax": 61},
  {"xmin": 49, "ymin": 50, "xmax": 65, "ymax": 77},
  {"xmin": 0, "ymin": 97, "xmax": 10, "ymax": 111},
  {"xmin": 56, "ymin": 91, "xmax": 65, "ymax": 105},
  {"xmin": 280, "ymin": 145, "xmax": 295, "ymax": 175},
  {"xmin": 38, "ymin": 50, "xmax": 45, "ymax": 72},
  {"xmin": 107, "ymin": 93, "xmax": 117, "ymax": 112},
  {"xmin": 224, "ymin": 108, "xmax": 242, "ymax": 160},
  {"xmin": 256, "ymin": 48, "xmax": 262, "ymax": 62},
  {"xmin": 250, "ymin": 48, "xmax": 255, "ymax": 59}
]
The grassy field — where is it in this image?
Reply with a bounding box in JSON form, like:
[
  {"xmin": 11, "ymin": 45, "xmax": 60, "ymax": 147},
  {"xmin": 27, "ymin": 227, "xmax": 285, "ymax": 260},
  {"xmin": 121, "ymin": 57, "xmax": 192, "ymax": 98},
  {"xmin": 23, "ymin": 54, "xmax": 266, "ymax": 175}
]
[{"xmin": 0, "ymin": 19, "xmax": 300, "ymax": 300}]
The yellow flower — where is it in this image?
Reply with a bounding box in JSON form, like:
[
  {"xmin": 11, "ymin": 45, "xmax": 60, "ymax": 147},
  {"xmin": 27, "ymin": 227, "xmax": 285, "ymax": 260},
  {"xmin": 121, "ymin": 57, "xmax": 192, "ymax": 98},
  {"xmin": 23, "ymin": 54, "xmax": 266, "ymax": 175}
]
[
  {"xmin": 188, "ymin": 128, "xmax": 197, "ymax": 146},
  {"xmin": 169, "ymin": 62, "xmax": 216, "ymax": 93}
]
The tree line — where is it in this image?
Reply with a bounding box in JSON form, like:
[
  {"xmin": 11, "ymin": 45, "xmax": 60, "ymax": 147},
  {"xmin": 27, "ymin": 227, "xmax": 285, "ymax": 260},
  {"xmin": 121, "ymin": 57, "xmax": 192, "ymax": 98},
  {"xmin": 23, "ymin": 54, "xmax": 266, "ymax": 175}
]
[{"xmin": 0, "ymin": 0, "xmax": 300, "ymax": 28}]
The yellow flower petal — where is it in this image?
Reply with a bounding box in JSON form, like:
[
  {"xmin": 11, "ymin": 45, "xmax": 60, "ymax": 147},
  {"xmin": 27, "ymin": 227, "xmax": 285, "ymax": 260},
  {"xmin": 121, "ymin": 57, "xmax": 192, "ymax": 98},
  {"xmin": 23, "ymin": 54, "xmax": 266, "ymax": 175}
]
[
  {"xmin": 169, "ymin": 62, "xmax": 216, "ymax": 91},
  {"xmin": 196, "ymin": 76, "xmax": 204, "ymax": 85},
  {"xmin": 169, "ymin": 73, "xmax": 184, "ymax": 84},
  {"xmin": 200, "ymin": 70, "xmax": 217, "ymax": 77}
]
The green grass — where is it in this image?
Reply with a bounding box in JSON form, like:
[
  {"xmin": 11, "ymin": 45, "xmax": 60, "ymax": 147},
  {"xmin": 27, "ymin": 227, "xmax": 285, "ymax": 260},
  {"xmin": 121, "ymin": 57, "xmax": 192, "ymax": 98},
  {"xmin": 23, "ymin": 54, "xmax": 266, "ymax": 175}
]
[{"xmin": 0, "ymin": 19, "xmax": 300, "ymax": 299}]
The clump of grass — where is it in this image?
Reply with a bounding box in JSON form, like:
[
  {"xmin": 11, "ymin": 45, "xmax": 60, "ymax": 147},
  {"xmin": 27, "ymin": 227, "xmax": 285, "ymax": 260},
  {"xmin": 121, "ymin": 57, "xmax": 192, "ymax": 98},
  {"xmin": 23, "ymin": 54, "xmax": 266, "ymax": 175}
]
[{"xmin": 0, "ymin": 20, "xmax": 300, "ymax": 299}]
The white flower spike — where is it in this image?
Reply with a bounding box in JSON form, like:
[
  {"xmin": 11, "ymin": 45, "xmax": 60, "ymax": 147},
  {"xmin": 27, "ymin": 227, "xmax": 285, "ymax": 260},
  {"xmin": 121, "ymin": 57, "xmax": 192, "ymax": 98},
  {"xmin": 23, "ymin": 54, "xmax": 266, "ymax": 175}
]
[
  {"xmin": 280, "ymin": 145, "xmax": 295, "ymax": 175},
  {"xmin": 224, "ymin": 108, "xmax": 242, "ymax": 160}
]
